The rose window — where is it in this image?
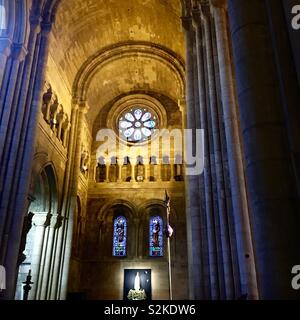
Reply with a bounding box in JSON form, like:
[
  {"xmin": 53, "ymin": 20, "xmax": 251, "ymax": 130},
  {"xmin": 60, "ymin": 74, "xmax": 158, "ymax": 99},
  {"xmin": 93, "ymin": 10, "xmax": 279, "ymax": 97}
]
[{"xmin": 118, "ymin": 108, "xmax": 157, "ymax": 142}]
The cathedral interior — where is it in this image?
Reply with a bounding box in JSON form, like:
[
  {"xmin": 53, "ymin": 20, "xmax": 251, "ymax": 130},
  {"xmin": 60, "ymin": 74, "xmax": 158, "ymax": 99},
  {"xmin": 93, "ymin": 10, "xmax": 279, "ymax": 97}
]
[{"xmin": 0, "ymin": 0, "xmax": 300, "ymax": 300}]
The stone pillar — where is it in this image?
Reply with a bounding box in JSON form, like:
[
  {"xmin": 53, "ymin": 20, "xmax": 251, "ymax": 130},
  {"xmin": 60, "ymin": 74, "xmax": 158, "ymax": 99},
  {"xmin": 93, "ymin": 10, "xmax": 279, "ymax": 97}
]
[
  {"xmin": 265, "ymin": 0, "xmax": 300, "ymax": 193},
  {"xmin": 157, "ymin": 162, "xmax": 162, "ymax": 182},
  {"xmin": 1, "ymin": 19, "xmax": 52, "ymax": 299},
  {"xmin": 0, "ymin": 37, "xmax": 12, "ymax": 90},
  {"xmin": 49, "ymin": 214, "xmax": 64, "ymax": 300},
  {"xmin": 117, "ymin": 160, "xmax": 122, "ymax": 183},
  {"xmin": 28, "ymin": 212, "xmax": 49, "ymax": 300},
  {"xmin": 63, "ymin": 123, "xmax": 71, "ymax": 148},
  {"xmin": 182, "ymin": 14, "xmax": 202, "ymax": 300},
  {"xmin": 131, "ymin": 158, "xmax": 135, "ymax": 182},
  {"xmin": 39, "ymin": 214, "xmax": 57, "ymax": 300},
  {"xmin": 144, "ymin": 161, "xmax": 149, "ymax": 182},
  {"xmin": 52, "ymin": 101, "xmax": 79, "ymax": 300},
  {"xmin": 57, "ymin": 114, "xmax": 64, "ymax": 141},
  {"xmin": 59, "ymin": 103, "xmax": 87, "ymax": 299},
  {"xmin": 105, "ymin": 161, "xmax": 109, "ymax": 182},
  {"xmin": 227, "ymin": 0, "xmax": 300, "ymax": 299},
  {"xmin": 170, "ymin": 159, "xmax": 175, "ymax": 182},
  {"xmin": 211, "ymin": 0, "xmax": 259, "ymax": 299},
  {"xmin": 0, "ymin": 43, "xmax": 28, "ymax": 242}
]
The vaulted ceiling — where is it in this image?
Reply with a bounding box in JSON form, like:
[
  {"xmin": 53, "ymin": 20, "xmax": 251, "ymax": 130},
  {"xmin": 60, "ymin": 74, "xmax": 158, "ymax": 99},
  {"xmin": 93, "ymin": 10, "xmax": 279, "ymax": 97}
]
[{"xmin": 48, "ymin": 0, "xmax": 185, "ymax": 125}]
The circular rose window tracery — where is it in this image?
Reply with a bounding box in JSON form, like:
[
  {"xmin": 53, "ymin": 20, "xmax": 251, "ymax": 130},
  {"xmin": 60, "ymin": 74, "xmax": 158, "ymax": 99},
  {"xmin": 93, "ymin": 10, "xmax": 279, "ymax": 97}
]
[{"xmin": 118, "ymin": 108, "xmax": 157, "ymax": 142}]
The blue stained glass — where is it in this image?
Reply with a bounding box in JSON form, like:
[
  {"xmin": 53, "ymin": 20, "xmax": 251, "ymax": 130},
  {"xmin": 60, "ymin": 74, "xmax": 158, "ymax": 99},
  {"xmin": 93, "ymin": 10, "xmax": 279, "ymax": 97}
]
[
  {"xmin": 124, "ymin": 128, "xmax": 134, "ymax": 138},
  {"xmin": 149, "ymin": 216, "xmax": 163, "ymax": 257},
  {"xmin": 144, "ymin": 121, "xmax": 156, "ymax": 129},
  {"xmin": 113, "ymin": 216, "xmax": 127, "ymax": 256},
  {"xmin": 134, "ymin": 109, "xmax": 143, "ymax": 120},
  {"xmin": 118, "ymin": 108, "xmax": 157, "ymax": 142}
]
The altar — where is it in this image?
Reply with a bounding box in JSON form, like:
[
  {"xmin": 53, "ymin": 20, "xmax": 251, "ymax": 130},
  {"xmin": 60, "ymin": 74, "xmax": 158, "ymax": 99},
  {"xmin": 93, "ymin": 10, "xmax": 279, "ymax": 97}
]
[{"xmin": 123, "ymin": 269, "xmax": 152, "ymax": 300}]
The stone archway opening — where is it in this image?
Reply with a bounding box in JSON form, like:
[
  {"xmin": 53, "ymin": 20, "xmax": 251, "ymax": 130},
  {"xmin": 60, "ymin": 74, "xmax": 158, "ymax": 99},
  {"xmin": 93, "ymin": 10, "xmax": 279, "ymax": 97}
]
[{"xmin": 15, "ymin": 165, "xmax": 58, "ymax": 300}]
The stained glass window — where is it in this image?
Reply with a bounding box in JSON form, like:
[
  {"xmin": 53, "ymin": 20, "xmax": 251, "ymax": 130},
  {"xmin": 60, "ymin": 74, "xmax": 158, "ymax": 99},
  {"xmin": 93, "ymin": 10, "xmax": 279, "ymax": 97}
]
[
  {"xmin": 113, "ymin": 216, "xmax": 127, "ymax": 256},
  {"xmin": 0, "ymin": 5, "xmax": 6, "ymax": 30},
  {"xmin": 149, "ymin": 216, "xmax": 163, "ymax": 257},
  {"xmin": 119, "ymin": 108, "xmax": 157, "ymax": 142}
]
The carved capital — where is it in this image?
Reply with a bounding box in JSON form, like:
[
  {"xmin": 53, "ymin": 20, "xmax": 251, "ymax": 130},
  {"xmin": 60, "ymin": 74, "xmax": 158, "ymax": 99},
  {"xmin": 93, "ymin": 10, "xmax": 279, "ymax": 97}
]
[
  {"xmin": 40, "ymin": 22, "xmax": 52, "ymax": 35},
  {"xmin": 32, "ymin": 212, "xmax": 50, "ymax": 227},
  {"xmin": 11, "ymin": 44, "xmax": 28, "ymax": 61},
  {"xmin": 29, "ymin": 14, "xmax": 42, "ymax": 31},
  {"xmin": 192, "ymin": 8, "xmax": 202, "ymax": 27},
  {"xmin": 54, "ymin": 215, "xmax": 64, "ymax": 229},
  {"xmin": 201, "ymin": 1, "xmax": 212, "ymax": 18},
  {"xmin": 210, "ymin": 0, "xmax": 227, "ymax": 9},
  {"xmin": 181, "ymin": 15, "xmax": 193, "ymax": 32}
]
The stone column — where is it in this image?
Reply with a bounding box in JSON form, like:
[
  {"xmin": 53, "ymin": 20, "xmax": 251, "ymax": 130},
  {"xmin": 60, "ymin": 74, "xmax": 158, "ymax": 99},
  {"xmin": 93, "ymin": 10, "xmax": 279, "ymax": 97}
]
[
  {"xmin": 211, "ymin": 0, "xmax": 259, "ymax": 299},
  {"xmin": 63, "ymin": 123, "xmax": 71, "ymax": 148},
  {"xmin": 57, "ymin": 114, "xmax": 64, "ymax": 141},
  {"xmin": 265, "ymin": 0, "xmax": 300, "ymax": 193},
  {"xmin": 170, "ymin": 159, "xmax": 175, "ymax": 182},
  {"xmin": 0, "ymin": 37, "xmax": 12, "ymax": 90},
  {"xmin": 59, "ymin": 103, "xmax": 87, "ymax": 299},
  {"xmin": 117, "ymin": 160, "xmax": 122, "ymax": 183},
  {"xmin": 144, "ymin": 161, "xmax": 149, "ymax": 182},
  {"xmin": 0, "ymin": 43, "xmax": 28, "ymax": 242},
  {"xmin": 52, "ymin": 101, "xmax": 79, "ymax": 300},
  {"xmin": 131, "ymin": 158, "xmax": 135, "ymax": 182},
  {"xmin": 182, "ymin": 14, "xmax": 202, "ymax": 300},
  {"xmin": 1, "ymin": 20, "xmax": 52, "ymax": 299},
  {"xmin": 104, "ymin": 161, "xmax": 109, "ymax": 182},
  {"xmin": 39, "ymin": 213, "xmax": 57, "ymax": 300},
  {"xmin": 49, "ymin": 214, "xmax": 63, "ymax": 300},
  {"xmin": 28, "ymin": 212, "xmax": 49, "ymax": 300},
  {"xmin": 227, "ymin": 0, "xmax": 300, "ymax": 299}
]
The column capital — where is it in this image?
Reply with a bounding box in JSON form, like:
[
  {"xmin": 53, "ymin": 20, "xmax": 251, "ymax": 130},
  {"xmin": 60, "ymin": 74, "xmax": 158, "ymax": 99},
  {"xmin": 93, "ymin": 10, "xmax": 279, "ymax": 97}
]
[
  {"xmin": 210, "ymin": 0, "xmax": 227, "ymax": 9},
  {"xmin": 178, "ymin": 97, "xmax": 186, "ymax": 111},
  {"xmin": 10, "ymin": 43, "xmax": 28, "ymax": 61},
  {"xmin": 192, "ymin": 8, "xmax": 202, "ymax": 27},
  {"xmin": 201, "ymin": 1, "xmax": 212, "ymax": 18},
  {"xmin": 72, "ymin": 99, "xmax": 89, "ymax": 113},
  {"xmin": 27, "ymin": 193, "xmax": 36, "ymax": 203},
  {"xmin": 54, "ymin": 215, "xmax": 64, "ymax": 229},
  {"xmin": 32, "ymin": 212, "xmax": 51, "ymax": 227},
  {"xmin": 181, "ymin": 15, "xmax": 193, "ymax": 32},
  {"xmin": 29, "ymin": 14, "xmax": 42, "ymax": 31},
  {"xmin": 40, "ymin": 22, "xmax": 53, "ymax": 35}
]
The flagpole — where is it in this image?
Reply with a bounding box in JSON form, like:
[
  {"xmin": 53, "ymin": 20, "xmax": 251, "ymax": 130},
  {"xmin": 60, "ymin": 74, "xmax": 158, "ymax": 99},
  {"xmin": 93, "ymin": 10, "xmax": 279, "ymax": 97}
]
[
  {"xmin": 165, "ymin": 190, "xmax": 173, "ymax": 300},
  {"xmin": 167, "ymin": 208, "xmax": 173, "ymax": 300}
]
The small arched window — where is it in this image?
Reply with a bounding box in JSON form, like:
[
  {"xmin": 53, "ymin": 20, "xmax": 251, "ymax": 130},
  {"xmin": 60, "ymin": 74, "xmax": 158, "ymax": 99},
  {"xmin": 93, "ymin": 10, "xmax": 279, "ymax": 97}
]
[
  {"xmin": 149, "ymin": 216, "xmax": 163, "ymax": 257},
  {"xmin": 0, "ymin": 4, "xmax": 6, "ymax": 31},
  {"xmin": 112, "ymin": 216, "xmax": 127, "ymax": 257}
]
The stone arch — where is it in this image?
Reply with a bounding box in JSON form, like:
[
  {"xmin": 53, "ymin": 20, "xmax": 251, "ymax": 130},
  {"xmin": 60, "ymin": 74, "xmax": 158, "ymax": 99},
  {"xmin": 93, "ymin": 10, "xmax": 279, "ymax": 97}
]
[
  {"xmin": 137, "ymin": 198, "xmax": 177, "ymax": 258},
  {"xmin": 15, "ymin": 162, "xmax": 59, "ymax": 300},
  {"xmin": 137, "ymin": 198, "xmax": 177, "ymax": 219},
  {"xmin": 96, "ymin": 199, "xmax": 138, "ymax": 259},
  {"xmin": 97, "ymin": 199, "xmax": 138, "ymax": 223},
  {"xmin": 72, "ymin": 41, "xmax": 185, "ymax": 103},
  {"xmin": 29, "ymin": 155, "xmax": 60, "ymax": 210}
]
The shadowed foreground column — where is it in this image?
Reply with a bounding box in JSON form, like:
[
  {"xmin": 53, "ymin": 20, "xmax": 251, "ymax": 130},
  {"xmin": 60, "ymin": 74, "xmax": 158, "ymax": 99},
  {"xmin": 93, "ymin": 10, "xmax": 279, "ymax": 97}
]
[{"xmin": 228, "ymin": 0, "xmax": 300, "ymax": 299}]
